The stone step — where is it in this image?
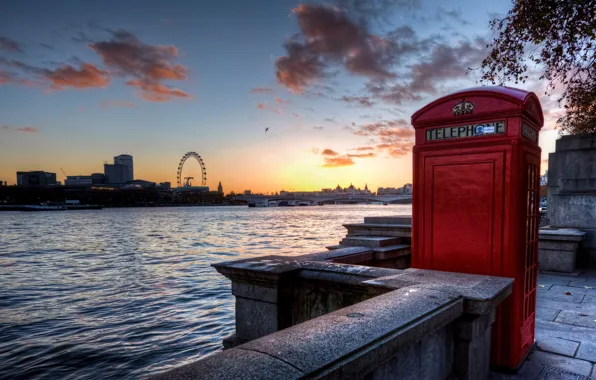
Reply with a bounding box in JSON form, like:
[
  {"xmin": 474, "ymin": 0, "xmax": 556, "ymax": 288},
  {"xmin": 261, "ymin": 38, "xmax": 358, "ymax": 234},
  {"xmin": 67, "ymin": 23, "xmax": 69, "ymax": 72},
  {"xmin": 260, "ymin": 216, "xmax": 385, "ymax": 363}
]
[
  {"xmin": 340, "ymin": 236, "xmax": 401, "ymax": 248},
  {"xmin": 363, "ymin": 216, "xmax": 412, "ymax": 225},
  {"xmin": 343, "ymin": 223, "xmax": 412, "ymax": 238},
  {"xmin": 373, "ymin": 244, "xmax": 411, "ymax": 260}
]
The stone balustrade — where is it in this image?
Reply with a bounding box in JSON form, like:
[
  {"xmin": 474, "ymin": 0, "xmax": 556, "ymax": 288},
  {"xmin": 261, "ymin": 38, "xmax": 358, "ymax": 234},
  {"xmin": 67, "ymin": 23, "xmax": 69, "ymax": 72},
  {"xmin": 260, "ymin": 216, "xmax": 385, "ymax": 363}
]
[{"xmin": 153, "ymin": 253, "xmax": 512, "ymax": 380}]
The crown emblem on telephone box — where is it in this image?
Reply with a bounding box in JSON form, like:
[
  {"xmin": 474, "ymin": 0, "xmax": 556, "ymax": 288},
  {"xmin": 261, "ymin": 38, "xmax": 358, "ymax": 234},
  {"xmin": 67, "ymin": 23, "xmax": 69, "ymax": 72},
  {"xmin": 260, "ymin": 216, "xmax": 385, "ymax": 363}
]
[{"xmin": 452, "ymin": 100, "xmax": 475, "ymax": 116}]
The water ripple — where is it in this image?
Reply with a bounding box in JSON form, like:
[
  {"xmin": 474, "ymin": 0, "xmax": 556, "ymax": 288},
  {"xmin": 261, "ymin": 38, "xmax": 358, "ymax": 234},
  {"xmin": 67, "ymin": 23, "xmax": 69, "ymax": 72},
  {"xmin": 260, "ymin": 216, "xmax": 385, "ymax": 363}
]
[{"xmin": 0, "ymin": 204, "xmax": 410, "ymax": 379}]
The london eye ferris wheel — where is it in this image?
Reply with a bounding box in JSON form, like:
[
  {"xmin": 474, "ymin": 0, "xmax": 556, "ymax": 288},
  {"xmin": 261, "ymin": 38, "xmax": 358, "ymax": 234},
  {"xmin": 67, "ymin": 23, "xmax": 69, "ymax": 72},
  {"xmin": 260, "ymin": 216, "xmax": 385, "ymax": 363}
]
[{"xmin": 177, "ymin": 152, "xmax": 207, "ymax": 188}]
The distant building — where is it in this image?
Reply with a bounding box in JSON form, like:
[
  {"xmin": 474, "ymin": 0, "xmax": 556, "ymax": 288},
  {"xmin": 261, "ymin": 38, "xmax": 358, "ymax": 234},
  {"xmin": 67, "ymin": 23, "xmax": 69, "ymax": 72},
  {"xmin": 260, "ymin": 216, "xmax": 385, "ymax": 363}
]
[
  {"xmin": 125, "ymin": 179, "xmax": 156, "ymax": 189},
  {"xmin": 65, "ymin": 173, "xmax": 106, "ymax": 186},
  {"xmin": 540, "ymin": 170, "xmax": 548, "ymax": 186},
  {"xmin": 244, "ymin": 190, "xmax": 252, "ymax": 195},
  {"xmin": 114, "ymin": 154, "xmax": 134, "ymax": 182},
  {"xmin": 218, "ymin": 181, "xmax": 223, "ymax": 195},
  {"xmin": 16, "ymin": 171, "xmax": 57, "ymax": 187},
  {"xmin": 403, "ymin": 183, "xmax": 413, "ymax": 195},
  {"xmin": 104, "ymin": 163, "xmax": 128, "ymax": 184}
]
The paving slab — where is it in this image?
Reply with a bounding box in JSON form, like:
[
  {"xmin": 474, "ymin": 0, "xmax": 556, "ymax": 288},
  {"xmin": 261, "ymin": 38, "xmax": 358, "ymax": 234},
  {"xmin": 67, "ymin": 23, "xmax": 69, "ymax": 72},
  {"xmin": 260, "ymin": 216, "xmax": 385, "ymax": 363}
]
[
  {"xmin": 537, "ymin": 288, "xmax": 585, "ymax": 303},
  {"xmin": 524, "ymin": 351, "xmax": 593, "ymax": 377},
  {"xmin": 537, "ymin": 298, "xmax": 596, "ymax": 315},
  {"xmin": 536, "ymin": 306, "xmax": 562, "ymax": 322},
  {"xmin": 550, "ymin": 285, "xmax": 596, "ymax": 295},
  {"xmin": 538, "ymin": 275, "xmax": 576, "ymax": 286},
  {"xmin": 536, "ymin": 337, "xmax": 579, "ymax": 357},
  {"xmin": 570, "ymin": 280, "xmax": 596, "ymax": 288},
  {"xmin": 576, "ymin": 342, "xmax": 596, "ymax": 362},
  {"xmin": 536, "ymin": 366, "xmax": 590, "ymax": 379},
  {"xmin": 536, "ymin": 319, "xmax": 596, "ymax": 345},
  {"xmin": 555, "ymin": 310, "xmax": 596, "ymax": 329}
]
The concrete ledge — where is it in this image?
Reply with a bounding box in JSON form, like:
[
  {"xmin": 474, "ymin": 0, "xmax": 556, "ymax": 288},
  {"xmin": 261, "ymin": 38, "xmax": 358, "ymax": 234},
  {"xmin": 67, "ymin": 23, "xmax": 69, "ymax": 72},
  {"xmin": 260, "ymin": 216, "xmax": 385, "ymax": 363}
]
[
  {"xmin": 363, "ymin": 268, "xmax": 513, "ymax": 315},
  {"xmin": 296, "ymin": 246, "xmax": 374, "ymax": 262},
  {"xmin": 539, "ymin": 228, "xmax": 587, "ymax": 242},
  {"xmin": 239, "ymin": 287, "xmax": 462, "ymax": 378},
  {"xmin": 539, "ymin": 228, "xmax": 587, "ymax": 273},
  {"xmin": 150, "ymin": 346, "xmax": 305, "ymax": 380}
]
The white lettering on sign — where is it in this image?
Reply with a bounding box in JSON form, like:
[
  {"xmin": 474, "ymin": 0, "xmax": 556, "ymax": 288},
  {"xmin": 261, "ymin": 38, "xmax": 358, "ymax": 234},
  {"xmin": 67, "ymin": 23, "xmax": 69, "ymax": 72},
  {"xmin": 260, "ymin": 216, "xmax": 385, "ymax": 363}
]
[
  {"xmin": 426, "ymin": 121, "xmax": 506, "ymax": 141},
  {"xmin": 522, "ymin": 123, "xmax": 538, "ymax": 143}
]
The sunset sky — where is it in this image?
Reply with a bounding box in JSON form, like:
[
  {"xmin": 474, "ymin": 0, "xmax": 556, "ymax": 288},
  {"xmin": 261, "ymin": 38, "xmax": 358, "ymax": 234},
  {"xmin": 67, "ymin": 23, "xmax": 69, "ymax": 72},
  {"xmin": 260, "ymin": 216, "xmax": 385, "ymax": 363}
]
[{"xmin": 0, "ymin": 0, "xmax": 562, "ymax": 193}]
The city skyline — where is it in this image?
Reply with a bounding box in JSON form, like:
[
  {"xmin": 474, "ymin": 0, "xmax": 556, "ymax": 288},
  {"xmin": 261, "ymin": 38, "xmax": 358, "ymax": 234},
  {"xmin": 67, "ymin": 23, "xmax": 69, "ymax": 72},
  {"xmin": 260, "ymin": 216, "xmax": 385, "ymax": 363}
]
[{"xmin": 0, "ymin": 0, "xmax": 559, "ymax": 193}]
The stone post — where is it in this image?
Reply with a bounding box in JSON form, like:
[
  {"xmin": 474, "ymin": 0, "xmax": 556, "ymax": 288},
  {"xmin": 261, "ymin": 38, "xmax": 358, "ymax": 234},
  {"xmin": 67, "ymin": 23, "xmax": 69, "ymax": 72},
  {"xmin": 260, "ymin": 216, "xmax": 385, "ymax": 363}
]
[
  {"xmin": 547, "ymin": 134, "xmax": 596, "ymax": 265},
  {"xmin": 212, "ymin": 256, "xmax": 299, "ymax": 348},
  {"xmin": 453, "ymin": 311, "xmax": 496, "ymax": 379}
]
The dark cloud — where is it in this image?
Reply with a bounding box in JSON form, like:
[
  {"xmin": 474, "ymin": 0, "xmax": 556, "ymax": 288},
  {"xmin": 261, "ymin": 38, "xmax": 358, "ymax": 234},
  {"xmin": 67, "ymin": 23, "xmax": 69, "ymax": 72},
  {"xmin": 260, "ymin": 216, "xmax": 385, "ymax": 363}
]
[
  {"xmin": 40, "ymin": 43, "xmax": 54, "ymax": 50},
  {"xmin": 276, "ymin": 40, "xmax": 325, "ymax": 92},
  {"xmin": 324, "ymin": 117, "xmax": 337, "ymax": 123},
  {"xmin": 0, "ymin": 36, "xmax": 24, "ymax": 53},
  {"xmin": 250, "ymin": 87, "xmax": 274, "ymax": 93},
  {"xmin": 342, "ymin": 95, "xmax": 376, "ymax": 107},
  {"xmin": 89, "ymin": 30, "xmax": 190, "ymax": 101},
  {"xmin": 321, "ymin": 148, "xmax": 339, "ymax": 156},
  {"xmin": 322, "ymin": 156, "xmax": 355, "ymax": 167},
  {"xmin": 313, "ymin": 126, "xmax": 325, "ymax": 130},
  {"xmin": 408, "ymin": 38, "xmax": 487, "ymax": 94},
  {"xmin": 353, "ymin": 119, "xmax": 412, "ymax": 137},
  {"xmin": 365, "ymin": 81, "xmax": 421, "ymax": 105},
  {"xmin": 276, "ymin": 4, "xmax": 398, "ymax": 91}
]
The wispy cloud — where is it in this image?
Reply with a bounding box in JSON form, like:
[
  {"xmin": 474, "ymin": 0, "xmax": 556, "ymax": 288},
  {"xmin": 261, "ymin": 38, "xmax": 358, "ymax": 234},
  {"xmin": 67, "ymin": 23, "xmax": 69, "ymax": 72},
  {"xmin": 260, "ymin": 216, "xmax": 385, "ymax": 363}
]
[
  {"xmin": 1, "ymin": 125, "xmax": 38, "ymax": 133},
  {"xmin": 313, "ymin": 126, "xmax": 325, "ymax": 130},
  {"xmin": 0, "ymin": 36, "xmax": 24, "ymax": 53},
  {"xmin": 250, "ymin": 87, "xmax": 274, "ymax": 93},
  {"xmin": 347, "ymin": 152, "xmax": 376, "ymax": 158},
  {"xmin": 341, "ymin": 95, "xmax": 376, "ymax": 107},
  {"xmin": 322, "ymin": 156, "xmax": 355, "ymax": 167},
  {"xmin": 352, "ymin": 119, "xmax": 414, "ymax": 158},
  {"xmin": 100, "ymin": 100, "xmax": 136, "ymax": 108}
]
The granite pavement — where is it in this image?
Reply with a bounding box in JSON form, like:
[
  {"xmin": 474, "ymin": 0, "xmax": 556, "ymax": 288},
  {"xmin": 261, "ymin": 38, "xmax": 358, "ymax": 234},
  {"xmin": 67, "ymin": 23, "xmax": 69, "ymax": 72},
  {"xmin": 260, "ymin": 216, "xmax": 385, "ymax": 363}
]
[{"xmin": 490, "ymin": 270, "xmax": 596, "ymax": 380}]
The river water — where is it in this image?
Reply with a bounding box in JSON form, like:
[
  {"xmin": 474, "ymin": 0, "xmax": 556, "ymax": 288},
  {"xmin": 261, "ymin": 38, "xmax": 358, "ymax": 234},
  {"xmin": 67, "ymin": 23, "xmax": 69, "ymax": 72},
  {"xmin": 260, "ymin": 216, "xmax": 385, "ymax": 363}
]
[{"xmin": 0, "ymin": 204, "xmax": 411, "ymax": 379}]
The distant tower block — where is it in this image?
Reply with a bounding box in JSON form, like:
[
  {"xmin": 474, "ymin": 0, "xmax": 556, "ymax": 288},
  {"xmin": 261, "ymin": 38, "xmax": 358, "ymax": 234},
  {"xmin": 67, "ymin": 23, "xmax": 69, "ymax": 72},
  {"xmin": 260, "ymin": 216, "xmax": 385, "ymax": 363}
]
[
  {"xmin": 114, "ymin": 154, "xmax": 134, "ymax": 182},
  {"xmin": 218, "ymin": 181, "xmax": 223, "ymax": 195}
]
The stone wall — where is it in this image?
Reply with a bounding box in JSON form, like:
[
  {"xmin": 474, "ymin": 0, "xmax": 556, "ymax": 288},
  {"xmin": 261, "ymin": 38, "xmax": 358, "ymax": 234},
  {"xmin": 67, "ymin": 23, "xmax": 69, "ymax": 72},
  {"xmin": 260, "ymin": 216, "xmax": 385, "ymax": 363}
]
[
  {"xmin": 152, "ymin": 269, "xmax": 512, "ymax": 380},
  {"xmin": 548, "ymin": 134, "xmax": 596, "ymax": 265}
]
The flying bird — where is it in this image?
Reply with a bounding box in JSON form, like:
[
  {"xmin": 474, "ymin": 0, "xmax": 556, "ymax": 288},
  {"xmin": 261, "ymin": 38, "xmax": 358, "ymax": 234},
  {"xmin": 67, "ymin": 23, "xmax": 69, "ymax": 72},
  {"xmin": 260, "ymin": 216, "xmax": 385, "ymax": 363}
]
[{"xmin": 265, "ymin": 128, "xmax": 269, "ymax": 133}]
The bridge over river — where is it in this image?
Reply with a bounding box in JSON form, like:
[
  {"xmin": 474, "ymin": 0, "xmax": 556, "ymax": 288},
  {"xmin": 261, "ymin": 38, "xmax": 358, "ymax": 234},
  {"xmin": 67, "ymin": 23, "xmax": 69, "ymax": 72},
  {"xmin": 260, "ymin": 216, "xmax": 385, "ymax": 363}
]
[{"xmin": 231, "ymin": 194, "xmax": 412, "ymax": 204}]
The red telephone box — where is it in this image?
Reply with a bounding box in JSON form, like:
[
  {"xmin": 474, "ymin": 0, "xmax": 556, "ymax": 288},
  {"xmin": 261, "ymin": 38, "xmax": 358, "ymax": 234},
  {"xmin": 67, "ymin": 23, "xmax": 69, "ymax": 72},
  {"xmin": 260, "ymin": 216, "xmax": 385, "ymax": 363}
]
[{"xmin": 411, "ymin": 86, "xmax": 543, "ymax": 370}]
